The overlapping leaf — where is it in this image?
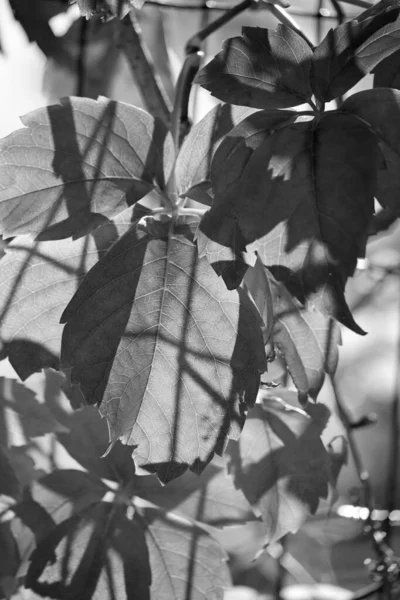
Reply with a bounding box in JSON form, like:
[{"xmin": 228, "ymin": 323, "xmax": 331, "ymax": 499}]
[
  {"xmin": 0, "ymin": 217, "xmax": 125, "ymax": 379},
  {"xmin": 200, "ymin": 112, "xmax": 379, "ymax": 333},
  {"xmin": 225, "ymin": 398, "xmax": 339, "ymax": 545},
  {"xmin": 342, "ymin": 88, "xmax": 400, "ymax": 217},
  {"xmin": 312, "ymin": 7, "xmax": 400, "ymax": 102},
  {"xmin": 175, "ymin": 104, "xmax": 257, "ymax": 205},
  {"xmin": 195, "ymin": 25, "xmax": 314, "ymax": 109},
  {"xmin": 196, "ymin": 109, "xmax": 296, "ymax": 289},
  {"xmin": 61, "ymin": 220, "xmax": 265, "ymax": 482},
  {"xmin": 374, "ymin": 49, "xmax": 400, "ymax": 88},
  {"xmin": 0, "ymin": 97, "xmax": 173, "ymax": 238}
]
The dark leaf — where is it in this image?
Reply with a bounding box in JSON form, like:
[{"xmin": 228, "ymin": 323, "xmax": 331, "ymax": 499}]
[
  {"xmin": 197, "ymin": 109, "xmax": 296, "ymax": 289},
  {"xmin": 74, "ymin": 0, "xmax": 141, "ymax": 18},
  {"xmin": 0, "ymin": 377, "xmax": 65, "ymax": 447},
  {"xmin": 0, "ymin": 208, "xmax": 135, "ymax": 380},
  {"xmin": 136, "ymin": 457, "xmax": 257, "ymax": 527},
  {"xmin": 0, "ymin": 97, "xmax": 174, "ymax": 238},
  {"xmin": 201, "ymin": 113, "xmax": 379, "ymax": 333},
  {"xmin": 195, "ymin": 25, "xmax": 314, "ymax": 110},
  {"xmin": 342, "ymin": 88, "xmax": 400, "ymax": 217},
  {"xmin": 242, "ymin": 255, "xmax": 274, "ymax": 345},
  {"xmin": 374, "ymin": 48, "xmax": 400, "ymax": 88},
  {"xmin": 26, "ymin": 501, "xmax": 151, "ymax": 600},
  {"xmin": 61, "ymin": 220, "xmax": 266, "ymax": 483},
  {"xmin": 266, "ymin": 271, "xmax": 341, "ymax": 400},
  {"xmin": 225, "ymin": 399, "xmax": 336, "ymax": 544},
  {"xmin": 312, "ymin": 7, "xmax": 400, "ymax": 102},
  {"xmin": 0, "ymin": 446, "xmax": 20, "ymax": 499},
  {"xmin": 175, "ymin": 104, "xmax": 257, "ymax": 204}
]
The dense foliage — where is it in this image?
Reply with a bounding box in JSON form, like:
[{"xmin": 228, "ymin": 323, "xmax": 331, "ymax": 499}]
[{"xmin": 1, "ymin": 0, "xmax": 400, "ymax": 598}]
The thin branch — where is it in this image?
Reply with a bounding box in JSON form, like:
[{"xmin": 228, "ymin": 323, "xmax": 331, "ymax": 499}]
[
  {"xmin": 339, "ymin": 0, "xmax": 372, "ymax": 8},
  {"xmin": 351, "ymin": 582, "xmax": 384, "ymax": 600},
  {"xmin": 117, "ymin": 13, "xmax": 171, "ymax": 125},
  {"xmin": 77, "ymin": 17, "xmax": 89, "ymax": 97},
  {"xmin": 265, "ymin": 3, "xmax": 315, "ymax": 49}
]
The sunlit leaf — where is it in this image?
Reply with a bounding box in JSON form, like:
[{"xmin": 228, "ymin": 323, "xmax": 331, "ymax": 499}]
[
  {"xmin": 175, "ymin": 104, "xmax": 257, "ymax": 205},
  {"xmin": 0, "ymin": 97, "xmax": 174, "ymax": 238},
  {"xmin": 61, "ymin": 219, "xmax": 266, "ymax": 483},
  {"xmin": 312, "ymin": 7, "xmax": 400, "ymax": 101},
  {"xmin": 342, "ymin": 88, "xmax": 400, "ymax": 217},
  {"xmin": 195, "ymin": 25, "xmax": 314, "ymax": 109},
  {"xmin": 266, "ymin": 271, "xmax": 341, "ymax": 401},
  {"xmin": 0, "ymin": 208, "xmax": 137, "ymax": 380},
  {"xmin": 200, "ymin": 113, "xmax": 379, "ymax": 333},
  {"xmin": 225, "ymin": 398, "xmax": 335, "ymax": 545}
]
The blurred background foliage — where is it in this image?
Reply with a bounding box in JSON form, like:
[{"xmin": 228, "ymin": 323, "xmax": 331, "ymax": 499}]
[{"xmin": 0, "ymin": 1, "xmax": 399, "ymax": 598}]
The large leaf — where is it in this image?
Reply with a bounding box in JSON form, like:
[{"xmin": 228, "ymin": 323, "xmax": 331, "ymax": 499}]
[
  {"xmin": 61, "ymin": 219, "xmax": 266, "ymax": 483},
  {"xmin": 195, "ymin": 25, "xmax": 314, "ymax": 110},
  {"xmin": 0, "ymin": 207, "xmax": 139, "ymax": 380},
  {"xmin": 311, "ymin": 7, "xmax": 400, "ymax": 102},
  {"xmin": 266, "ymin": 271, "xmax": 341, "ymax": 401},
  {"xmin": 175, "ymin": 104, "xmax": 257, "ymax": 205},
  {"xmin": 341, "ymin": 88, "xmax": 400, "ymax": 217},
  {"xmin": 225, "ymin": 398, "xmax": 336, "ymax": 545},
  {"xmin": 0, "ymin": 97, "xmax": 174, "ymax": 238},
  {"xmin": 200, "ymin": 112, "xmax": 379, "ymax": 333},
  {"xmin": 374, "ymin": 48, "xmax": 400, "ymax": 88}
]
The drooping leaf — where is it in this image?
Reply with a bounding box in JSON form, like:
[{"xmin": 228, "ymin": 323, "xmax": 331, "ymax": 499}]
[
  {"xmin": 0, "ymin": 97, "xmax": 174, "ymax": 238},
  {"xmin": 135, "ymin": 457, "xmax": 257, "ymax": 528},
  {"xmin": 0, "ymin": 446, "xmax": 20, "ymax": 500},
  {"xmin": 61, "ymin": 219, "xmax": 266, "ymax": 483},
  {"xmin": 195, "ymin": 25, "xmax": 314, "ymax": 110},
  {"xmin": 0, "ymin": 377, "xmax": 65, "ymax": 447},
  {"xmin": 225, "ymin": 398, "xmax": 335, "ymax": 545},
  {"xmin": 342, "ymin": 88, "xmax": 400, "ymax": 217},
  {"xmin": 242, "ymin": 255, "xmax": 274, "ymax": 345},
  {"xmin": 196, "ymin": 109, "xmax": 296, "ymax": 289},
  {"xmin": 0, "ymin": 207, "xmax": 138, "ymax": 380},
  {"xmin": 200, "ymin": 112, "xmax": 379, "ymax": 333},
  {"xmin": 265, "ymin": 271, "xmax": 341, "ymax": 401},
  {"xmin": 311, "ymin": 7, "xmax": 400, "ymax": 102},
  {"xmin": 374, "ymin": 48, "xmax": 400, "ymax": 88},
  {"xmin": 175, "ymin": 104, "xmax": 257, "ymax": 205}
]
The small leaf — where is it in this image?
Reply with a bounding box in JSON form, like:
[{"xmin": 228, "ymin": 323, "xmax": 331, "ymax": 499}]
[
  {"xmin": 201, "ymin": 113, "xmax": 379, "ymax": 333},
  {"xmin": 136, "ymin": 457, "xmax": 257, "ymax": 527},
  {"xmin": 195, "ymin": 25, "xmax": 313, "ymax": 110},
  {"xmin": 266, "ymin": 271, "xmax": 341, "ymax": 400},
  {"xmin": 61, "ymin": 220, "xmax": 265, "ymax": 483},
  {"xmin": 175, "ymin": 104, "xmax": 257, "ymax": 204},
  {"xmin": 342, "ymin": 88, "xmax": 400, "ymax": 217},
  {"xmin": 0, "ymin": 97, "xmax": 174, "ymax": 238},
  {"xmin": 225, "ymin": 399, "xmax": 335, "ymax": 545},
  {"xmin": 0, "ymin": 208, "xmax": 136, "ymax": 380},
  {"xmin": 312, "ymin": 7, "xmax": 400, "ymax": 101},
  {"xmin": 242, "ymin": 255, "xmax": 274, "ymax": 345}
]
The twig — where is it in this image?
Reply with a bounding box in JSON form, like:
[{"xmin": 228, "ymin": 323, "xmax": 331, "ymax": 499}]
[
  {"xmin": 351, "ymin": 582, "xmax": 384, "ymax": 599},
  {"xmin": 339, "ymin": 0, "xmax": 372, "ymax": 8},
  {"xmin": 384, "ymin": 279, "xmax": 400, "ymax": 546},
  {"xmin": 77, "ymin": 17, "xmax": 89, "ymax": 97},
  {"xmin": 117, "ymin": 13, "xmax": 171, "ymax": 125}
]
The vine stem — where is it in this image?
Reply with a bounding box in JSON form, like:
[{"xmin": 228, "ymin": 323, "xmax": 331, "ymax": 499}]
[{"xmin": 117, "ymin": 12, "xmax": 172, "ymax": 125}]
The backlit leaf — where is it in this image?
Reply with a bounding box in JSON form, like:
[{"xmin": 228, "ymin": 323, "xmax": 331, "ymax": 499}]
[
  {"xmin": 266, "ymin": 271, "xmax": 341, "ymax": 400},
  {"xmin": 195, "ymin": 25, "xmax": 314, "ymax": 110},
  {"xmin": 61, "ymin": 219, "xmax": 265, "ymax": 483},
  {"xmin": 135, "ymin": 457, "xmax": 257, "ymax": 527},
  {"xmin": 175, "ymin": 104, "xmax": 257, "ymax": 205},
  {"xmin": 225, "ymin": 399, "xmax": 335, "ymax": 544},
  {"xmin": 342, "ymin": 88, "xmax": 400, "ymax": 217},
  {"xmin": 0, "ymin": 208, "xmax": 136, "ymax": 379},
  {"xmin": 312, "ymin": 7, "xmax": 400, "ymax": 102},
  {"xmin": 200, "ymin": 113, "xmax": 379, "ymax": 333},
  {"xmin": 0, "ymin": 97, "xmax": 174, "ymax": 238}
]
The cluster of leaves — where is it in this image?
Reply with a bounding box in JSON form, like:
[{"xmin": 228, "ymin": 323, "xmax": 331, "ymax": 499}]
[{"xmin": 1, "ymin": 0, "xmax": 400, "ymax": 597}]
